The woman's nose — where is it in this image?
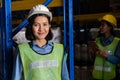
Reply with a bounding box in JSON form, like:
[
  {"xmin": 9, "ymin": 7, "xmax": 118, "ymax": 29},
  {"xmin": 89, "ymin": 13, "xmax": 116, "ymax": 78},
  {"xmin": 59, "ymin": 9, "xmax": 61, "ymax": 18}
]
[{"xmin": 38, "ymin": 25, "xmax": 42, "ymax": 31}]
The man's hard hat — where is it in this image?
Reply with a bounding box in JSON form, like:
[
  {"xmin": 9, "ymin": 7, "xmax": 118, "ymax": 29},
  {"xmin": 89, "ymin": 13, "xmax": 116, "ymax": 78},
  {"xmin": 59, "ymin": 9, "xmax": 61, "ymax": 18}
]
[
  {"xmin": 99, "ymin": 14, "xmax": 117, "ymax": 27},
  {"xmin": 27, "ymin": 4, "xmax": 52, "ymax": 21}
]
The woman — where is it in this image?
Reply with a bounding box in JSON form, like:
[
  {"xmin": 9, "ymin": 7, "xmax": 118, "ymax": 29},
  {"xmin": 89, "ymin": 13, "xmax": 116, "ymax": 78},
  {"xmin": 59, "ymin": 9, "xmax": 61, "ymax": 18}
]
[
  {"xmin": 12, "ymin": 4, "xmax": 69, "ymax": 80},
  {"xmin": 92, "ymin": 14, "xmax": 120, "ymax": 80}
]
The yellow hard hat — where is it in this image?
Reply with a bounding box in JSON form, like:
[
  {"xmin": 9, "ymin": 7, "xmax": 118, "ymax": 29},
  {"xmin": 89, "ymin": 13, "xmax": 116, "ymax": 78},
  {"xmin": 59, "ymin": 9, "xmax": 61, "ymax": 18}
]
[{"xmin": 99, "ymin": 14, "xmax": 117, "ymax": 27}]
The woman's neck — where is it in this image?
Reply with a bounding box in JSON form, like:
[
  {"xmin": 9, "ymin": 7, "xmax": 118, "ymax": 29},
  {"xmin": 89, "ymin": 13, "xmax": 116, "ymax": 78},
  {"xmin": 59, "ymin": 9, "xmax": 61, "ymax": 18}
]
[{"xmin": 35, "ymin": 39, "xmax": 47, "ymax": 47}]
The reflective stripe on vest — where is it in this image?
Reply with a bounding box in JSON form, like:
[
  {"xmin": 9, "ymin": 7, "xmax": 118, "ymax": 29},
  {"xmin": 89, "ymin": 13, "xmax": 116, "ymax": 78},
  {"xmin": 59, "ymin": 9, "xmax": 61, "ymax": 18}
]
[
  {"xmin": 93, "ymin": 37, "xmax": 120, "ymax": 79},
  {"xmin": 94, "ymin": 66, "xmax": 111, "ymax": 72},
  {"xmin": 18, "ymin": 43, "xmax": 64, "ymax": 80},
  {"xmin": 30, "ymin": 60, "xmax": 59, "ymax": 69}
]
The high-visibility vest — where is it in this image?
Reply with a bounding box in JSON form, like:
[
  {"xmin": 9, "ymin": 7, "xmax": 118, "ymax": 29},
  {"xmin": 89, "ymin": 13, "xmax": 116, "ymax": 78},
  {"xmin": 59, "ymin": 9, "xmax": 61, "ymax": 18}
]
[
  {"xmin": 93, "ymin": 37, "xmax": 119, "ymax": 80},
  {"xmin": 18, "ymin": 43, "xmax": 64, "ymax": 80}
]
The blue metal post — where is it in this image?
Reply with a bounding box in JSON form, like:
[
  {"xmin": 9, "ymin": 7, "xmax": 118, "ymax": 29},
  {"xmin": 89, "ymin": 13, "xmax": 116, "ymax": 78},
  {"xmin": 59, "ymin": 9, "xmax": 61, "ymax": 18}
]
[
  {"xmin": 1, "ymin": 0, "xmax": 13, "ymax": 80},
  {"xmin": 43, "ymin": 0, "xmax": 52, "ymax": 6},
  {"xmin": 12, "ymin": 19, "xmax": 28, "ymax": 37},
  {"xmin": 64, "ymin": 0, "xmax": 74, "ymax": 80},
  {"xmin": 0, "ymin": 3, "xmax": 3, "ymax": 80},
  {"xmin": 63, "ymin": 0, "xmax": 67, "ymax": 49},
  {"xmin": 68, "ymin": 0, "xmax": 74, "ymax": 80}
]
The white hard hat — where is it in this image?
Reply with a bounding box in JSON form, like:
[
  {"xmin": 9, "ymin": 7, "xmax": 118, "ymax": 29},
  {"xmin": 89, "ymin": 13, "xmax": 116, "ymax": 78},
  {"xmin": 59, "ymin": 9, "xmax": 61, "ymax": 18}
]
[{"xmin": 27, "ymin": 4, "xmax": 52, "ymax": 21}]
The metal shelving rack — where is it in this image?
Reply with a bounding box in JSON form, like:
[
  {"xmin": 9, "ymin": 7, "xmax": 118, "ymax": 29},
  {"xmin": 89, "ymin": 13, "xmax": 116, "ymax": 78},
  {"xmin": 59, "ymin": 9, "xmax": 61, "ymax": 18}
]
[{"xmin": 0, "ymin": 0, "xmax": 74, "ymax": 80}]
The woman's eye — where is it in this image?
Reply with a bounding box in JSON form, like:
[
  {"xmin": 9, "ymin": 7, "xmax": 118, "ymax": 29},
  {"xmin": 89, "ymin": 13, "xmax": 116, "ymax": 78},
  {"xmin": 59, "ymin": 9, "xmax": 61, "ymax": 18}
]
[
  {"xmin": 33, "ymin": 22, "xmax": 49, "ymax": 27},
  {"xmin": 33, "ymin": 23, "xmax": 39, "ymax": 27},
  {"xmin": 43, "ymin": 23, "xmax": 49, "ymax": 27}
]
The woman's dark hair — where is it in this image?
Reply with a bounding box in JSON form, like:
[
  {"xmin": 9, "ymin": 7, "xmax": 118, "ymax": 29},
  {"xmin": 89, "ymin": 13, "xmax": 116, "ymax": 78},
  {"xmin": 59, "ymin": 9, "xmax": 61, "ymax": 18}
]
[
  {"xmin": 25, "ymin": 14, "xmax": 53, "ymax": 41},
  {"xmin": 97, "ymin": 20, "xmax": 115, "ymax": 37}
]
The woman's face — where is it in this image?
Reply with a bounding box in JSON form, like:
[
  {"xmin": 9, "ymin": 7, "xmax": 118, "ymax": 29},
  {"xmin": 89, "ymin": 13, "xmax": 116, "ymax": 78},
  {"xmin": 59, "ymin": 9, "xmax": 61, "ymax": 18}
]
[
  {"xmin": 32, "ymin": 16, "xmax": 51, "ymax": 40},
  {"xmin": 99, "ymin": 21, "xmax": 111, "ymax": 34}
]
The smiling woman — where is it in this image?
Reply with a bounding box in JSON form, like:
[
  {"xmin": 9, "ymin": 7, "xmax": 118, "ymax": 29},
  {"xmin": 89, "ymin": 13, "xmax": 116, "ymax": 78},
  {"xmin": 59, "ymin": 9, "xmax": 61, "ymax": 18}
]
[
  {"xmin": 12, "ymin": 4, "xmax": 69, "ymax": 80},
  {"xmin": 25, "ymin": 13, "xmax": 53, "ymax": 48},
  {"xmin": 31, "ymin": 15, "xmax": 51, "ymax": 46}
]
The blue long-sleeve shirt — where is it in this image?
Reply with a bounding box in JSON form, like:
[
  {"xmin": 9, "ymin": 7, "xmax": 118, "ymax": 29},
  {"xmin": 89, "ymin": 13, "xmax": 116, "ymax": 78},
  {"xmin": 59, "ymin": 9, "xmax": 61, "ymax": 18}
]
[
  {"xmin": 100, "ymin": 35, "xmax": 120, "ymax": 64},
  {"xmin": 12, "ymin": 41, "xmax": 69, "ymax": 80}
]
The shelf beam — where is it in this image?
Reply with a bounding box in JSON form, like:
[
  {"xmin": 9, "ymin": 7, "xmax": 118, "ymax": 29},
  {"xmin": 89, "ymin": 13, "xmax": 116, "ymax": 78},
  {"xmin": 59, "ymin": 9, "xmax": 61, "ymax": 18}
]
[
  {"xmin": 12, "ymin": 12, "xmax": 120, "ymax": 25},
  {"xmin": 12, "ymin": 0, "xmax": 63, "ymax": 11}
]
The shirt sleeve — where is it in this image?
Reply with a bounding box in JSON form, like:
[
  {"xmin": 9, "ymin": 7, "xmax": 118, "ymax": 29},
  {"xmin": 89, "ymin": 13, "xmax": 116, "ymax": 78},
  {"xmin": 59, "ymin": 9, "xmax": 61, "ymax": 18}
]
[
  {"xmin": 62, "ymin": 54, "xmax": 70, "ymax": 80},
  {"xmin": 107, "ymin": 55, "xmax": 120, "ymax": 64},
  {"xmin": 12, "ymin": 50, "xmax": 23, "ymax": 80},
  {"xmin": 107, "ymin": 42, "xmax": 120, "ymax": 64},
  {"xmin": 115, "ymin": 41, "xmax": 120, "ymax": 58}
]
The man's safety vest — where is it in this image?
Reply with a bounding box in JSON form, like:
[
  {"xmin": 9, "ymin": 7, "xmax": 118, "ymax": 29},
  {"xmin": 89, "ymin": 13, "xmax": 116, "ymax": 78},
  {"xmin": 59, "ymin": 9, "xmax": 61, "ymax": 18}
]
[
  {"xmin": 18, "ymin": 43, "xmax": 64, "ymax": 80},
  {"xmin": 93, "ymin": 37, "xmax": 119, "ymax": 80}
]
